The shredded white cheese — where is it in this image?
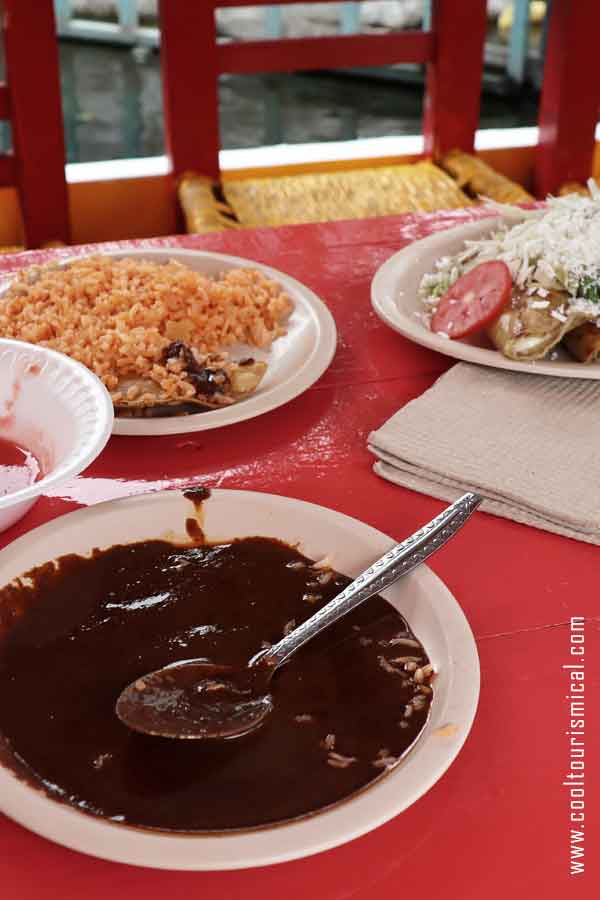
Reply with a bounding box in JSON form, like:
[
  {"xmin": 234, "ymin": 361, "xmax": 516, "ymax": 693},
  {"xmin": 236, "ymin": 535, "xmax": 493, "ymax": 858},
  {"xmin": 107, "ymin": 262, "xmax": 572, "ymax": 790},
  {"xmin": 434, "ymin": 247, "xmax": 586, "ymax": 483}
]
[
  {"xmin": 551, "ymin": 309, "xmax": 568, "ymax": 322},
  {"xmin": 419, "ymin": 181, "xmax": 600, "ymax": 319}
]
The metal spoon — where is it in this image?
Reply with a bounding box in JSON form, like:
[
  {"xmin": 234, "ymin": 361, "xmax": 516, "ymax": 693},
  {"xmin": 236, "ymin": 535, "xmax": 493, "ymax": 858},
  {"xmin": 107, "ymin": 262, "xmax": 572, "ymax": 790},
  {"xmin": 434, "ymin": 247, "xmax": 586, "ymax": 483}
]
[{"xmin": 116, "ymin": 492, "xmax": 482, "ymax": 740}]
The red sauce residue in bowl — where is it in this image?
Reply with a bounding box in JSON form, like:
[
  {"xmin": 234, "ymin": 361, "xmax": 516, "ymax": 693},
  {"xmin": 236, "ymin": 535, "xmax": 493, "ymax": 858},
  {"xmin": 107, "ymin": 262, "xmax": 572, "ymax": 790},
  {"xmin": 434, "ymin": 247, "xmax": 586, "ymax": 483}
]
[{"xmin": 0, "ymin": 437, "xmax": 40, "ymax": 498}]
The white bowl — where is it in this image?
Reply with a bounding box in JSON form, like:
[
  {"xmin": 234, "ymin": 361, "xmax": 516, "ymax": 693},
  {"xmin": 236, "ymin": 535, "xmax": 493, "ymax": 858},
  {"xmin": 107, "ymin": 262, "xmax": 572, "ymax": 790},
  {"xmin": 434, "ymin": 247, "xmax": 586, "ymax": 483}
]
[
  {"xmin": 0, "ymin": 339, "xmax": 114, "ymax": 532},
  {"xmin": 0, "ymin": 489, "xmax": 479, "ymax": 870}
]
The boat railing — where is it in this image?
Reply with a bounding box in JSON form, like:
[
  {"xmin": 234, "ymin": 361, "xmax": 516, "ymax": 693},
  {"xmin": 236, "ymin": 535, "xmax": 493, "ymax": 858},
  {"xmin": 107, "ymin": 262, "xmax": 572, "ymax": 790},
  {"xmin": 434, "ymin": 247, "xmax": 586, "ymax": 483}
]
[
  {"xmin": 52, "ymin": 1, "xmax": 538, "ymax": 89},
  {"xmin": 53, "ymin": 0, "xmax": 157, "ymax": 47},
  {"xmin": 52, "ymin": 2, "xmax": 377, "ymax": 48}
]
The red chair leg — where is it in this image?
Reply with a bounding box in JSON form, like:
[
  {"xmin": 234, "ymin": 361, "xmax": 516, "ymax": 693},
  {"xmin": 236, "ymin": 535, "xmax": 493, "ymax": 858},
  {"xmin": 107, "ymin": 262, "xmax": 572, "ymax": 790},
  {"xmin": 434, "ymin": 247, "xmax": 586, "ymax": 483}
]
[
  {"xmin": 535, "ymin": 0, "xmax": 600, "ymax": 196},
  {"xmin": 159, "ymin": 0, "xmax": 220, "ymax": 181},
  {"xmin": 2, "ymin": 0, "xmax": 70, "ymax": 247},
  {"xmin": 423, "ymin": 0, "xmax": 487, "ymax": 159}
]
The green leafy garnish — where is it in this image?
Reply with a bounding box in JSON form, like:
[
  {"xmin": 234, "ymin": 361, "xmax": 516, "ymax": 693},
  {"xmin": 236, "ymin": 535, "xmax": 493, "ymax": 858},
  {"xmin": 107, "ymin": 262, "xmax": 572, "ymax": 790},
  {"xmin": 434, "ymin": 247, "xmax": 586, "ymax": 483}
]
[{"xmin": 577, "ymin": 275, "xmax": 600, "ymax": 302}]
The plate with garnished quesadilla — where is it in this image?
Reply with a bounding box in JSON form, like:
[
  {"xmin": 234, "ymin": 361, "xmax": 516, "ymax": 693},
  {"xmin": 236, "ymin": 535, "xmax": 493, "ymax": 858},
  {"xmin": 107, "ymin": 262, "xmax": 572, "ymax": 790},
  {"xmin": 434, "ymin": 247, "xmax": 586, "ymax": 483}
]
[{"xmin": 372, "ymin": 184, "xmax": 600, "ymax": 378}]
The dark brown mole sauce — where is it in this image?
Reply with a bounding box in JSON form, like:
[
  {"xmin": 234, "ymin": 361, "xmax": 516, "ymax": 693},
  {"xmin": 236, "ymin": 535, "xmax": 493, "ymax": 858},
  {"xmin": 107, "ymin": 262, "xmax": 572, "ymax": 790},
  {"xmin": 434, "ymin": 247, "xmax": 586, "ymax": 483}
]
[{"xmin": 0, "ymin": 538, "xmax": 432, "ymax": 832}]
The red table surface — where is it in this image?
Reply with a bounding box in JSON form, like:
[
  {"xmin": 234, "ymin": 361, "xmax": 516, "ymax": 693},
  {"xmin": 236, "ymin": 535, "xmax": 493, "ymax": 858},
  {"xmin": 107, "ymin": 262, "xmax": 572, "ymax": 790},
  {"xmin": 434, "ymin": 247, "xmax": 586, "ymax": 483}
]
[{"xmin": 0, "ymin": 209, "xmax": 597, "ymax": 898}]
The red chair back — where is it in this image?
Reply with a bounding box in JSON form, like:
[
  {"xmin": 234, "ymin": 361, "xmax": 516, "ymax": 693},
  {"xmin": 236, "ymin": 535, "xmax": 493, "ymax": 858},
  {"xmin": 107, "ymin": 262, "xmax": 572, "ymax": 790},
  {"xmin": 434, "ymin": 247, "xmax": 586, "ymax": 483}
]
[
  {"xmin": 161, "ymin": 1, "xmax": 600, "ymax": 198},
  {"xmin": 535, "ymin": 0, "xmax": 600, "ymax": 195},
  {"xmin": 159, "ymin": 0, "xmax": 488, "ymax": 181},
  {"xmin": 0, "ymin": 0, "xmax": 70, "ymax": 247}
]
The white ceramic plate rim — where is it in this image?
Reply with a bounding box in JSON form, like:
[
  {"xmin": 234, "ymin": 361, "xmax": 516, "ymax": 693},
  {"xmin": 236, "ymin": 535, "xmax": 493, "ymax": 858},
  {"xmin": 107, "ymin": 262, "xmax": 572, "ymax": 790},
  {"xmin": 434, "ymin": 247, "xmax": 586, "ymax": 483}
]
[
  {"xmin": 52, "ymin": 247, "xmax": 338, "ymax": 436},
  {"xmin": 0, "ymin": 338, "xmax": 114, "ymax": 510},
  {"xmin": 0, "ymin": 489, "xmax": 479, "ymax": 870},
  {"xmin": 371, "ymin": 215, "xmax": 600, "ymax": 379}
]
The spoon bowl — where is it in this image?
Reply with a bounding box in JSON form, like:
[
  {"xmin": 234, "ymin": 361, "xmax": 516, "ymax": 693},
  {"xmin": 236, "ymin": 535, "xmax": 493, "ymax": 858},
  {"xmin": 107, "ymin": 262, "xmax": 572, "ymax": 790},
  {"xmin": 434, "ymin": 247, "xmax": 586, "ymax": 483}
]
[{"xmin": 116, "ymin": 660, "xmax": 275, "ymax": 740}]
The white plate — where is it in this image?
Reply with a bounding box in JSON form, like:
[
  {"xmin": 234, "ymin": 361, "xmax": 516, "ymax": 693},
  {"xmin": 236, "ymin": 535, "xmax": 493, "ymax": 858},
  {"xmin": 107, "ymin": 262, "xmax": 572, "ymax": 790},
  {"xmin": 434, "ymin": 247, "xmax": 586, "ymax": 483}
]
[
  {"xmin": 371, "ymin": 216, "xmax": 600, "ymax": 379},
  {"xmin": 0, "ymin": 489, "xmax": 479, "ymax": 870},
  {"xmin": 101, "ymin": 248, "xmax": 336, "ymax": 435},
  {"xmin": 1, "ymin": 249, "xmax": 337, "ymax": 436}
]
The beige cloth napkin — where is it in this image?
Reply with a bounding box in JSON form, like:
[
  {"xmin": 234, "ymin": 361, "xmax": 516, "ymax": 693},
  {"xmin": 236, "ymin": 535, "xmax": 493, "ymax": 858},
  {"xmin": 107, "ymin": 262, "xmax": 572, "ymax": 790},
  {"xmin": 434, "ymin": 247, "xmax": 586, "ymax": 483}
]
[{"xmin": 368, "ymin": 363, "xmax": 600, "ymax": 544}]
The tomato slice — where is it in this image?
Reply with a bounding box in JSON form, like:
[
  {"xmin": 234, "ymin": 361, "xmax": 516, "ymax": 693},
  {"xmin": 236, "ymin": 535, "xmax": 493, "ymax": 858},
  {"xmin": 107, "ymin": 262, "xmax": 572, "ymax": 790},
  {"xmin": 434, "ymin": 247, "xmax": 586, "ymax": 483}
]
[{"xmin": 431, "ymin": 260, "xmax": 513, "ymax": 339}]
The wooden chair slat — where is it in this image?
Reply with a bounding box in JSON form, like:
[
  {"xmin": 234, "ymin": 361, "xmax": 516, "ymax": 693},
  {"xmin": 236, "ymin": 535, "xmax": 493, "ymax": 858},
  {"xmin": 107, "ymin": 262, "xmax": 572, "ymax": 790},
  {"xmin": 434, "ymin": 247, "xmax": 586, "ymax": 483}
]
[
  {"xmin": 1, "ymin": 0, "xmax": 70, "ymax": 247},
  {"xmin": 217, "ymin": 32, "xmax": 434, "ymax": 76}
]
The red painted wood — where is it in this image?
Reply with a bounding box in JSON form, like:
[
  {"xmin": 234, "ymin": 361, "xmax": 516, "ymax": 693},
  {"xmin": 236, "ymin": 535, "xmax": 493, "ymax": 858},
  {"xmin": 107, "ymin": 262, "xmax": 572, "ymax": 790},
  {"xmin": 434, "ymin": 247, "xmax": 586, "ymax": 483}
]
[
  {"xmin": 161, "ymin": 0, "xmax": 488, "ymax": 182},
  {"xmin": 159, "ymin": 0, "xmax": 220, "ymax": 181},
  {"xmin": 423, "ymin": 0, "xmax": 487, "ymax": 158},
  {"xmin": 535, "ymin": 0, "xmax": 600, "ymax": 196},
  {"xmin": 0, "ymin": 83, "xmax": 9, "ymax": 119},
  {"xmin": 218, "ymin": 31, "xmax": 433, "ymax": 75},
  {"xmin": 1, "ymin": 0, "xmax": 70, "ymax": 247},
  {"xmin": 0, "ymin": 153, "xmax": 16, "ymax": 187},
  {"xmin": 160, "ymin": 3, "xmax": 432, "ymax": 179},
  {"xmin": 0, "ymin": 213, "xmax": 598, "ymax": 897}
]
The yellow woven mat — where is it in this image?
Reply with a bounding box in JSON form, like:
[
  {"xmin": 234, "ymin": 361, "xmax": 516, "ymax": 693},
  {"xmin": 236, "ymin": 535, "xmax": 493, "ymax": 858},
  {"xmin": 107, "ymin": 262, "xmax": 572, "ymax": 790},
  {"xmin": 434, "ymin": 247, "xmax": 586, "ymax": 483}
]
[
  {"xmin": 178, "ymin": 173, "xmax": 243, "ymax": 233},
  {"xmin": 1, "ymin": 241, "xmax": 65, "ymax": 254},
  {"xmin": 221, "ymin": 161, "xmax": 472, "ymax": 228},
  {"xmin": 558, "ymin": 181, "xmax": 597, "ymax": 197},
  {"xmin": 441, "ymin": 150, "xmax": 533, "ymax": 204}
]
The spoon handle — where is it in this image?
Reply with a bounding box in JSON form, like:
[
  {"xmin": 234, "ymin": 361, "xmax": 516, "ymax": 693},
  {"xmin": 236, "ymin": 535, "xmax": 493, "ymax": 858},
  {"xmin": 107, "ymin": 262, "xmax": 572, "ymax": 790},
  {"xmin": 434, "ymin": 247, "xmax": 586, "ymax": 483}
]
[{"xmin": 258, "ymin": 492, "xmax": 482, "ymax": 669}]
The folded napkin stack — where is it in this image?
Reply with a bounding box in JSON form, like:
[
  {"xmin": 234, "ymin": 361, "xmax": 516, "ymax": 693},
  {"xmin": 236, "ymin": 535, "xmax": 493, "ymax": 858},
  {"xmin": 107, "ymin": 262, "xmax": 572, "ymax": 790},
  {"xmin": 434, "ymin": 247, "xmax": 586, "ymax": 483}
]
[{"xmin": 369, "ymin": 363, "xmax": 600, "ymax": 544}]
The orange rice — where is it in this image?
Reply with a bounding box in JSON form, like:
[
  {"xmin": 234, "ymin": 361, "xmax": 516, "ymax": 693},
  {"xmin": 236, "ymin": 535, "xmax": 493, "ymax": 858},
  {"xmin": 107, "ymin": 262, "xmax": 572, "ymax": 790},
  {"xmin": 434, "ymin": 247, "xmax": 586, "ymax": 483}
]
[{"xmin": 0, "ymin": 256, "xmax": 293, "ymax": 404}]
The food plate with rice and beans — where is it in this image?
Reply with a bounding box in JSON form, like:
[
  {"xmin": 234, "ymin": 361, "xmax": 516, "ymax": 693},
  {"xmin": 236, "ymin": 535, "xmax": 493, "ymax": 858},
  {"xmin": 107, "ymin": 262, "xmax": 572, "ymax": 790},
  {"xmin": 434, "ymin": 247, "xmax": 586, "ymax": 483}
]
[{"xmin": 0, "ymin": 248, "xmax": 336, "ymax": 436}]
